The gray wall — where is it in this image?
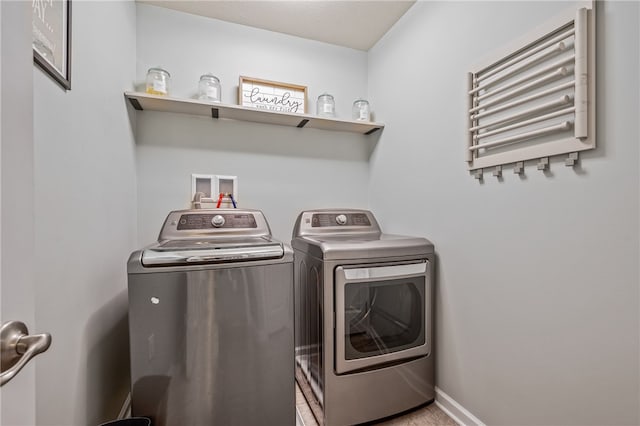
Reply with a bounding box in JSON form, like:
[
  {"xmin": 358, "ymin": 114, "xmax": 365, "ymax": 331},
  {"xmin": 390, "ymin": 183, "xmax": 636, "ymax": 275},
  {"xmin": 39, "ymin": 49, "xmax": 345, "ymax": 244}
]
[
  {"xmin": 135, "ymin": 4, "xmax": 374, "ymax": 244},
  {"xmin": 22, "ymin": 1, "xmax": 639, "ymax": 425},
  {"xmin": 368, "ymin": 1, "xmax": 639, "ymax": 425},
  {"xmin": 32, "ymin": 1, "xmax": 137, "ymax": 425}
]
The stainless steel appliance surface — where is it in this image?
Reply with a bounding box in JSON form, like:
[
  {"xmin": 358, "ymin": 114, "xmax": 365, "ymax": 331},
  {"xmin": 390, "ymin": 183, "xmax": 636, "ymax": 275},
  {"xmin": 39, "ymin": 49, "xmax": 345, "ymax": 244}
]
[
  {"xmin": 127, "ymin": 209, "xmax": 294, "ymax": 426},
  {"xmin": 292, "ymin": 209, "xmax": 435, "ymax": 426}
]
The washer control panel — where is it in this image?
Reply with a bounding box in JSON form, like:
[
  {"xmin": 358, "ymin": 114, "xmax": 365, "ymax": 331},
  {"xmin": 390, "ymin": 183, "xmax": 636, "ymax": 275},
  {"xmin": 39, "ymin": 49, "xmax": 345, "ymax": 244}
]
[
  {"xmin": 177, "ymin": 213, "xmax": 257, "ymax": 230},
  {"xmin": 311, "ymin": 213, "xmax": 371, "ymax": 227}
]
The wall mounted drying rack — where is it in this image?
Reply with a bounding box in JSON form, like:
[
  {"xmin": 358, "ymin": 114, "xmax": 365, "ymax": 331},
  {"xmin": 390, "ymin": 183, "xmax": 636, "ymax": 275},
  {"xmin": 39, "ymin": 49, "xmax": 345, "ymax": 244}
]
[
  {"xmin": 466, "ymin": 2, "xmax": 595, "ymax": 179},
  {"xmin": 124, "ymin": 92, "xmax": 384, "ymax": 136}
]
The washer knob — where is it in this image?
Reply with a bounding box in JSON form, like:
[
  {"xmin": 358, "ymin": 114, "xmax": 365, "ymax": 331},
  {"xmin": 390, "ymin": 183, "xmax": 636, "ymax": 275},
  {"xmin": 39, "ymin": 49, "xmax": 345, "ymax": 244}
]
[
  {"xmin": 211, "ymin": 215, "xmax": 225, "ymax": 228},
  {"xmin": 336, "ymin": 214, "xmax": 348, "ymax": 225}
]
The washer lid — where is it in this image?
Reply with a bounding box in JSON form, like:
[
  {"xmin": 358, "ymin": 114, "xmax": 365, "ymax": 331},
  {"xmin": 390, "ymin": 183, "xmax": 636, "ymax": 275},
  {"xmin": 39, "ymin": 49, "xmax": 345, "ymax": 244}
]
[
  {"xmin": 141, "ymin": 239, "xmax": 285, "ymax": 266},
  {"xmin": 139, "ymin": 208, "xmax": 285, "ymax": 266}
]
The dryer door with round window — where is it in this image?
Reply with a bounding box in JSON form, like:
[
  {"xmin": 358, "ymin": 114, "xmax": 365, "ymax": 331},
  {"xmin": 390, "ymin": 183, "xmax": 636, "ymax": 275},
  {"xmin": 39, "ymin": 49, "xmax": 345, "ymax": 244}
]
[{"xmin": 334, "ymin": 260, "xmax": 430, "ymax": 374}]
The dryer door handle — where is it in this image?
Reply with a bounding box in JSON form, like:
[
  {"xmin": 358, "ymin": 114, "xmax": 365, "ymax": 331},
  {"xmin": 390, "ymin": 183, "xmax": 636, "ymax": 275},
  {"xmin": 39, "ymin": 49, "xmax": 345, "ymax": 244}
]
[{"xmin": 341, "ymin": 261, "xmax": 427, "ymax": 282}]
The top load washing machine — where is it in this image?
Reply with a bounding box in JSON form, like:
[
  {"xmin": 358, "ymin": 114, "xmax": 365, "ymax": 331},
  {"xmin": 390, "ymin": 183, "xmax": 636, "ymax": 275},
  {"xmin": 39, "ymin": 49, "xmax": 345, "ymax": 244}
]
[
  {"xmin": 127, "ymin": 209, "xmax": 294, "ymax": 426},
  {"xmin": 292, "ymin": 209, "xmax": 435, "ymax": 426}
]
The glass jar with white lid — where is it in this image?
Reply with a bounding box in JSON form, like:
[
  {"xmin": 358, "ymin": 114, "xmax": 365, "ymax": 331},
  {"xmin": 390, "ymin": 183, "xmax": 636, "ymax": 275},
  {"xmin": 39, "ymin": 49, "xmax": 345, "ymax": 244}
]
[
  {"xmin": 352, "ymin": 99, "xmax": 370, "ymax": 121},
  {"xmin": 145, "ymin": 67, "xmax": 170, "ymax": 96},
  {"xmin": 316, "ymin": 93, "xmax": 336, "ymax": 117},
  {"xmin": 198, "ymin": 73, "xmax": 222, "ymax": 103}
]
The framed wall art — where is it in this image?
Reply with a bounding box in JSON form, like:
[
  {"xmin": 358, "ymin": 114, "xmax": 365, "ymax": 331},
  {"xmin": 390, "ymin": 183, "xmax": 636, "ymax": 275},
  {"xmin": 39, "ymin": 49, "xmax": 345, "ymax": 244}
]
[
  {"xmin": 33, "ymin": 0, "xmax": 71, "ymax": 90},
  {"xmin": 238, "ymin": 76, "xmax": 307, "ymax": 114}
]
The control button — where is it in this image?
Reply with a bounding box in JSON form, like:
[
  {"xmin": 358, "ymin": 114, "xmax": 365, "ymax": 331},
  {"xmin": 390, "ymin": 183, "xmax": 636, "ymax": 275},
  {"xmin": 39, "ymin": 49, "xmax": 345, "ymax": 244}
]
[
  {"xmin": 211, "ymin": 215, "xmax": 225, "ymax": 227},
  {"xmin": 336, "ymin": 214, "xmax": 348, "ymax": 225}
]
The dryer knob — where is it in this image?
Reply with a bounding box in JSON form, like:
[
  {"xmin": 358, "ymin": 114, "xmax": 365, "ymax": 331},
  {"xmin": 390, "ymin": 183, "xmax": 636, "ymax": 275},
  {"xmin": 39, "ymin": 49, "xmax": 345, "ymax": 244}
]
[
  {"xmin": 336, "ymin": 214, "xmax": 348, "ymax": 225},
  {"xmin": 211, "ymin": 215, "xmax": 225, "ymax": 227}
]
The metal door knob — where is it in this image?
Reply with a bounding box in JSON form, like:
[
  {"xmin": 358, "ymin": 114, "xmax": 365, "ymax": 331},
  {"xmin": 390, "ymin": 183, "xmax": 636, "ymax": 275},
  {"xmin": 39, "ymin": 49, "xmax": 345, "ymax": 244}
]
[{"xmin": 1, "ymin": 321, "xmax": 51, "ymax": 386}]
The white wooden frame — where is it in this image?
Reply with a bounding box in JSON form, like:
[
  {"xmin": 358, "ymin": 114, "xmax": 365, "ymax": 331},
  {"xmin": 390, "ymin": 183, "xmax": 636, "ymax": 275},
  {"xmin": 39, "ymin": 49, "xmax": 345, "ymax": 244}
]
[
  {"xmin": 467, "ymin": 2, "xmax": 596, "ymax": 172},
  {"xmin": 238, "ymin": 76, "xmax": 307, "ymax": 115}
]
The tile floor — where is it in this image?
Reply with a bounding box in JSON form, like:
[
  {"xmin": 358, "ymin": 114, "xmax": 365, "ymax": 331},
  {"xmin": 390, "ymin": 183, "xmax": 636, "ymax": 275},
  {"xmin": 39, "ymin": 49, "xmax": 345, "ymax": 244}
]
[{"xmin": 295, "ymin": 382, "xmax": 458, "ymax": 426}]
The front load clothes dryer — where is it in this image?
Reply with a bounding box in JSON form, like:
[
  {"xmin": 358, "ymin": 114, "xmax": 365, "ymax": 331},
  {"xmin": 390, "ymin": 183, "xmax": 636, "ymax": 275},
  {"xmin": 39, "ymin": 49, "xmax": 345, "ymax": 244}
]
[
  {"xmin": 127, "ymin": 209, "xmax": 294, "ymax": 426},
  {"xmin": 292, "ymin": 209, "xmax": 435, "ymax": 426}
]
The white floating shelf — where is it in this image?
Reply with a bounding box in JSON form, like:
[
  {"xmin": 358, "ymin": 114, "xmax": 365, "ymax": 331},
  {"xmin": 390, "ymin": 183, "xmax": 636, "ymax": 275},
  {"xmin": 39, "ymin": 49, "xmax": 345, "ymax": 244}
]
[{"xmin": 124, "ymin": 92, "xmax": 384, "ymax": 136}]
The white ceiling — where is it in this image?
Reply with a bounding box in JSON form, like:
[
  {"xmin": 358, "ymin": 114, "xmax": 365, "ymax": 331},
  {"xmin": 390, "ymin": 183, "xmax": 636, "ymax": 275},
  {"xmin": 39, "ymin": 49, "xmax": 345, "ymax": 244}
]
[{"xmin": 138, "ymin": 0, "xmax": 416, "ymax": 51}]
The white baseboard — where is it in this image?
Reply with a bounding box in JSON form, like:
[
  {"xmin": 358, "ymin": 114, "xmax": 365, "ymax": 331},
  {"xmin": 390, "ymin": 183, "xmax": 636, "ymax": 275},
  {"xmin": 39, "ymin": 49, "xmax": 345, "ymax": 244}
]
[
  {"xmin": 435, "ymin": 386, "xmax": 485, "ymax": 426},
  {"xmin": 295, "ymin": 406, "xmax": 304, "ymax": 426}
]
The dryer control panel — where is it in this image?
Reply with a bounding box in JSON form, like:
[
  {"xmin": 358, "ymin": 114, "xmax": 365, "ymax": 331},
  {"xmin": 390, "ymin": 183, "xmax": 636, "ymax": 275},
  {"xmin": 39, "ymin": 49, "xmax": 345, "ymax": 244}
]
[
  {"xmin": 311, "ymin": 213, "xmax": 371, "ymax": 227},
  {"xmin": 293, "ymin": 209, "xmax": 381, "ymax": 238}
]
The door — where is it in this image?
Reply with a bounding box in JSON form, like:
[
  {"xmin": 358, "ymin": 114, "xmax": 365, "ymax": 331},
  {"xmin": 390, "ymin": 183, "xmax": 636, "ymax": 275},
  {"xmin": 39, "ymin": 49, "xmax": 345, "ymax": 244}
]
[
  {"xmin": 334, "ymin": 261, "xmax": 431, "ymax": 374},
  {"xmin": 0, "ymin": 1, "xmax": 37, "ymax": 425}
]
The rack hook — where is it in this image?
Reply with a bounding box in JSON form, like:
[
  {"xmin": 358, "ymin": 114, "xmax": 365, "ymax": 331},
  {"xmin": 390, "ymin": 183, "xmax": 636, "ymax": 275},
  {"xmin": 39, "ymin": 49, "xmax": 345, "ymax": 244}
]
[
  {"xmin": 565, "ymin": 152, "xmax": 579, "ymax": 167},
  {"xmin": 537, "ymin": 157, "xmax": 549, "ymax": 171},
  {"xmin": 513, "ymin": 162, "xmax": 524, "ymax": 175}
]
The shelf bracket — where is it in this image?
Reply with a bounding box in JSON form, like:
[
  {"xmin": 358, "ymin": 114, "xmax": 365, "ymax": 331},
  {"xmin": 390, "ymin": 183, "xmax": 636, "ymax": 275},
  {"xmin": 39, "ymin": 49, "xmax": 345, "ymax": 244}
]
[
  {"xmin": 513, "ymin": 161, "xmax": 524, "ymax": 175},
  {"xmin": 537, "ymin": 157, "xmax": 549, "ymax": 171},
  {"xmin": 128, "ymin": 97, "xmax": 143, "ymax": 111},
  {"xmin": 493, "ymin": 165, "xmax": 502, "ymax": 178},
  {"xmin": 297, "ymin": 119, "xmax": 309, "ymax": 128},
  {"xmin": 211, "ymin": 108, "xmax": 219, "ymax": 119},
  {"xmin": 565, "ymin": 152, "xmax": 579, "ymax": 166},
  {"xmin": 473, "ymin": 169, "xmax": 483, "ymax": 180}
]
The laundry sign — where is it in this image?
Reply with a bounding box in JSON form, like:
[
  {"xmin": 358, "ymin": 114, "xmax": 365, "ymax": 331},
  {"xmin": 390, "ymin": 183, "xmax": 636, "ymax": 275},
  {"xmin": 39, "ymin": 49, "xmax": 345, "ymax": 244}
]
[{"xmin": 238, "ymin": 76, "xmax": 307, "ymax": 114}]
